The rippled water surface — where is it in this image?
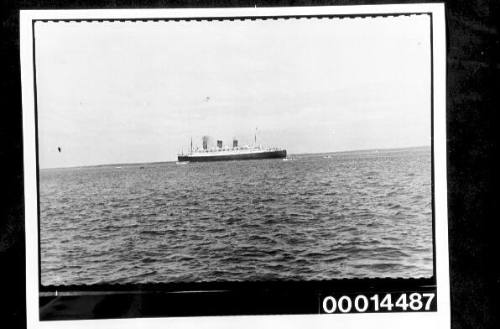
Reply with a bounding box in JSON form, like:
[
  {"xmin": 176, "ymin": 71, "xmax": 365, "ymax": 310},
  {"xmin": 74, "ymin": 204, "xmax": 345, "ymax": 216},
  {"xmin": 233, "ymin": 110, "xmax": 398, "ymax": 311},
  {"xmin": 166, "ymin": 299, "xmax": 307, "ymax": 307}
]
[{"xmin": 40, "ymin": 147, "xmax": 433, "ymax": 285}]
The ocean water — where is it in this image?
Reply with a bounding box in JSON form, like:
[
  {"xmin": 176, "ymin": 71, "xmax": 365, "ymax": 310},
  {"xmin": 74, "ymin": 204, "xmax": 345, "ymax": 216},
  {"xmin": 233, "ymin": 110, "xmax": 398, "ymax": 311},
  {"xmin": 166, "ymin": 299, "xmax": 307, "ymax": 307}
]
[{"xmin": 39, "ymin": 147, "xmax": 433, "ymax": 286}]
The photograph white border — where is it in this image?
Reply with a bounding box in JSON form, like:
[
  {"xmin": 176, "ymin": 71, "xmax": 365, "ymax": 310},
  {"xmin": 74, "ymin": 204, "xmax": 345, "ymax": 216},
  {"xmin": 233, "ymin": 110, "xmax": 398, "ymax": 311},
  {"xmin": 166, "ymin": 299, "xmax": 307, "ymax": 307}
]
[{"xmin": 21, "ymin": 4, "xmax": 448, "ymax": 329}]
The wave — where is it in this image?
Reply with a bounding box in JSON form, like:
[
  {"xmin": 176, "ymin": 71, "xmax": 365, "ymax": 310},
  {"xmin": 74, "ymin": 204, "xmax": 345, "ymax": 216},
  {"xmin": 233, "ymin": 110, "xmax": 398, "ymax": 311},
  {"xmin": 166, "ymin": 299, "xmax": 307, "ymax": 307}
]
[{"xmin": 40, "ymin": 148, "xmax": 433, "ymax": 285}]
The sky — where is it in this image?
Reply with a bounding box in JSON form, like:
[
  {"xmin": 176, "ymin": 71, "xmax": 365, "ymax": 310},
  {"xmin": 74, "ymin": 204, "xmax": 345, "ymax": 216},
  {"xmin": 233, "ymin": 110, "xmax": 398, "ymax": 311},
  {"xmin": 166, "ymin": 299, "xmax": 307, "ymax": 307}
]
[{"xmin": 35, "ymin": 14, "xmax": 431, "ymax": 168}]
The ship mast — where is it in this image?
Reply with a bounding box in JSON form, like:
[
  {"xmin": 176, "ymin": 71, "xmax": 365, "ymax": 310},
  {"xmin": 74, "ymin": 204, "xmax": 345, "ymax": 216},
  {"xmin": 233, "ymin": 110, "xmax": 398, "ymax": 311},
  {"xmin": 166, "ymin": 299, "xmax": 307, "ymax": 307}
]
[
  {"xmin": 254, "ymin": 127, "xmax": 257, "ymax": 146},
  {"xmin": 190, "ymin": 137, "xmax": 193, "ymax": 154}
]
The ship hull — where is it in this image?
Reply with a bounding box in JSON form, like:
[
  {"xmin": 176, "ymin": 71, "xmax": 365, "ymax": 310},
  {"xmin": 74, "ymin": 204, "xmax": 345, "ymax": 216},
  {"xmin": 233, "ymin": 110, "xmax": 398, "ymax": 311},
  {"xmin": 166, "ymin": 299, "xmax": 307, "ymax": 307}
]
[{"xmin": 178, "ymin": 150, "xmax": 286, "ymax": 162}]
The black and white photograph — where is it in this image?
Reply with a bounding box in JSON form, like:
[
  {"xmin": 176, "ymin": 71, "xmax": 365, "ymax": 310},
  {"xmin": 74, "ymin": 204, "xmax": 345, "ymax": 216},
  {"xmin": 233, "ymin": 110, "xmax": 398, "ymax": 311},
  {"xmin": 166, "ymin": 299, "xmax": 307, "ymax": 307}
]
[{"xmin": 20, "ymin": 4, "xmax": 449, "ymax": 329}]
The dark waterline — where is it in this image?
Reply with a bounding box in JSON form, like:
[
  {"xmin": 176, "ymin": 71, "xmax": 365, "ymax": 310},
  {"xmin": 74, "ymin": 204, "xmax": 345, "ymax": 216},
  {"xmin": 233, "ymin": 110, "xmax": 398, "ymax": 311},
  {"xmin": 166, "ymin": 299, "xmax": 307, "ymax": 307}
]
[{"xmin": 40, "ymin": 146, "xmax": 433, "ymax": 285}]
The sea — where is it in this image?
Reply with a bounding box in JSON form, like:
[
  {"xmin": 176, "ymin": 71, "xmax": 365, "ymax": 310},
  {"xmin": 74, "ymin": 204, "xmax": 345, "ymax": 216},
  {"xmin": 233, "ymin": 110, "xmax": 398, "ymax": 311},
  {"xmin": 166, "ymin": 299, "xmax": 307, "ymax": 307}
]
[{"xmin": 39, "ymin": 146, "xmax": 433, "ymax": 286}]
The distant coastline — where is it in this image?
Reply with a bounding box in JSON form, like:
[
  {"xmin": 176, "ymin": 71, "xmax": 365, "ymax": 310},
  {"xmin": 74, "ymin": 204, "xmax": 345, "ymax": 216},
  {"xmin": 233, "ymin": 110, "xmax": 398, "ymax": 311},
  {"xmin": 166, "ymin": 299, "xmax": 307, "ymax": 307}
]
[{"xmin": 39, "ymin": 145, "xmax": 431, "ymax": 171}]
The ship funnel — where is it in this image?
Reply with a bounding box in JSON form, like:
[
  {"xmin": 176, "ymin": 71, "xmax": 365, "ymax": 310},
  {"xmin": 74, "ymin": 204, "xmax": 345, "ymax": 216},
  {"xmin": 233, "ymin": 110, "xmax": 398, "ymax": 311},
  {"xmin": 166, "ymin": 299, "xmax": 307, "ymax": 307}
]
[
  {"xmin": 233, "ymin": 139, "xmax": 238, "ymax": 148},
  {"xmin": 217, "ymin": 140, "xmax": 223, "ymax": 148},
  {"xmin": 202, "ymin": 136, "xmax": 209, "ymax": 150}
]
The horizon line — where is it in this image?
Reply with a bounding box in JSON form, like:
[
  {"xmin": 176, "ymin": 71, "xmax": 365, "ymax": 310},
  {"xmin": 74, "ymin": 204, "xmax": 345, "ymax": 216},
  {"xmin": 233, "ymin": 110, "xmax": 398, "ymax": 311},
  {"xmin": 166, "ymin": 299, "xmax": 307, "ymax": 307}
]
[{"xmin": 39, "ymin": 144, "xmax": 431, "ymax": 170}]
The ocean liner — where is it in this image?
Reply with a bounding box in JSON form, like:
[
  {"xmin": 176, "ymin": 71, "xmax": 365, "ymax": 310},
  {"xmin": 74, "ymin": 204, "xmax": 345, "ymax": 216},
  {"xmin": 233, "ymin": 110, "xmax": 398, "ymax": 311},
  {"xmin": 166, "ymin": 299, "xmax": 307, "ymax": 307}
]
[{"xmin": 177, "ymin": 135, "xmax": 286, "ymax": 162}]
